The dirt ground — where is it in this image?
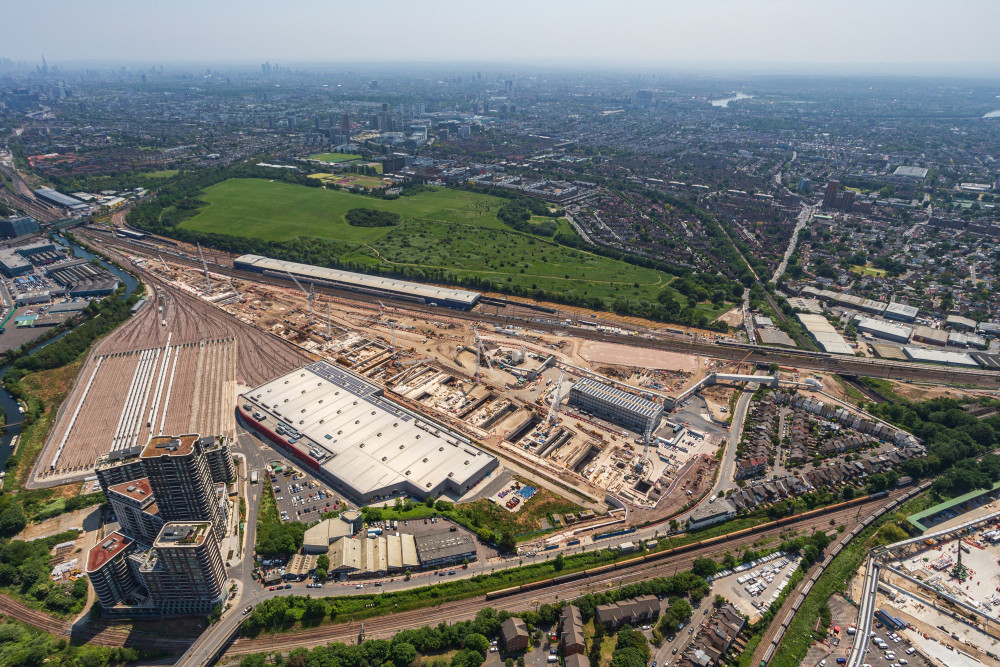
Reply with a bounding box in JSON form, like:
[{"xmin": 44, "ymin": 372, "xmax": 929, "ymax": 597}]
[
  {"xmin": 578, "ymin": 340, "xmax": 700, "ymax": 372},
  {"xmin": 14, "ymin": 505, "xmax": 101, "ymax": 541},
  {"xmin": 891, "ymin": 382, "xmax": 977, "ymax": 402},
  {"xmin": 714, "ymin": 308, "xmax": 744, "ymax": 328},
  {"xmin": 626, "ymin": 455, "xmax": 719, "ymax": 526}
]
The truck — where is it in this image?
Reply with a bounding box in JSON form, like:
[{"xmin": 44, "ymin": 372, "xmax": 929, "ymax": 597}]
[{"xmin": 250, "ymin": 471, "xmax": 258, "ymax": 484}]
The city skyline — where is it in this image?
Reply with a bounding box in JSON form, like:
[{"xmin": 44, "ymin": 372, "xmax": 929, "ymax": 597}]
[{"xmin": 3, "ymin": 0, "xmax": 1000, "ymax": 72}]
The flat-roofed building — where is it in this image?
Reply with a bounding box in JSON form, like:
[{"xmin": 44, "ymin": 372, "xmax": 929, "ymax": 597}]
[
  {"xmin": 140, "ymin": 435, "xmax": 226, "ymax": 540},
  {"xmin": 883, "ymin": 302, "xmax": 918, "ymax": 322},
  {"xmin": 138, "ymin": 522, "xmax": 226, "ymax": 615},
  {"xmin": 0, "ymin": 249, "xmax": 32, "ymax": 276},
  {"xmin": 234, "ymin": 254, "xmax": 481, "ymax": 310},
  {"xmin": 946, "ymin": 314, "xmax": 978, "ymax": 331},
  {"xmin": 855, "ymin": 317, "xmax": 912, "ymax": 344},
  {"xmin": 568, "ymin": 377, "xmax": 663, "ymax": 434},
  {"xmin": 414, "ymin": 531, "xmax": 477, "ymax": 568},
  {"xmin": 34, "ymin": 188, "xmax": 87, "ymax": 210},
  {"xmin": 87, "ymin": 532, "xmax": 137, "ymax": 610},
  {"xmin": 0, "ymin": 216, "xmax": 39, "ymax": 239},
  {"xmin": 240, "ymin": 362, "xmax": 498, "ymax": 504},
  {"xmin": 106, "ymin": 478, "xmax": 164, "ymax": 544},
  {"xmin": 912, "ymin": 325, "xmax": 949, "ymax": 347},
  {"xmin": 687, "ymin": 500, "xmax": 736, "ymax": 530},
  {"xmin": 302, "ymin": 511, "xmax": 361, "ymax": 553}
]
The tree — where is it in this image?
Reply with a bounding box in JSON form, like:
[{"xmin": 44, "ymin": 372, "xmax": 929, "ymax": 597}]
[
  {"xmin": 0, "ymin": 505, "xmax": 26, "ymax": 537},
  {"xmin": 317, "ymin": 554, "xmax": 330, "ymax": 571},
  {"xmin": 691, "ymin": 557, "xmax": 718, "ymax": 578},
  {"xmin": 554, "ymin": 553, "xmax": 565, "ymax": 571},
  {"xmin": 452, "ymin": 648, "xmax": 485, "ymax": 667},
  {"xmin": 465, "ymin": 633, "xmax": 490, "ymax": 656},
  {"xmin": 315, "ymin": 568, "xmax": 328, "ymax": 582},
  {"xmin": 391, "ymin": 641, "xmax": 418, "ymax": 667},
  {"xmin": 609, "ymin": 647, "xmax": 646, "ymax": 667}
]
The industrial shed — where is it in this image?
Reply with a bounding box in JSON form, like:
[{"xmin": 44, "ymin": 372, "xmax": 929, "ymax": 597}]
[
  {"xmin": 233, "ymin": 254, "xmax": 481, "ymax": 310},
  {"xmin": 240, "ymin": 361, "xmax": 498, "ymax": 504}
]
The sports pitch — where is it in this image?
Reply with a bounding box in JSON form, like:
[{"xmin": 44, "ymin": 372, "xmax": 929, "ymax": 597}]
[
  {"xmin": 308, "ymin": 152, "xmax": 362, "ymax": 163},
  {"xmin": 179, "ymin": 178, "xmax": 720, "ymax": 309}
]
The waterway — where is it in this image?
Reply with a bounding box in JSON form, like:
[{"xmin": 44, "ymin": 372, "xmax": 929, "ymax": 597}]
[
  {"xmin": 711, "ymin": 92, "xmax": 753, "ymax": 107},
  {"xmin": 0, "ymin": 236, "xmax": 137, "ymax": 471},
  {"xmin": 985, "ymin": 110, "xmax": 1000, "ymax": 118}
]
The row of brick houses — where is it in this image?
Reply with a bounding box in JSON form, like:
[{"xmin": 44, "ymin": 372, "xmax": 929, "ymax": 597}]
[
  {"xmin": 595, "ymin": 595, "xmax": 660, "ymax": 630},
  {"xmin": 728, "ymin": 448, "xmax": 921, "ymax": 513},
  {"xmin": 560, "ymin": 605, "xmax": 586, "ymax": 655},
  {"xmin": 678, "ymin": 605, "xmax": 745, "ymax": 667}
]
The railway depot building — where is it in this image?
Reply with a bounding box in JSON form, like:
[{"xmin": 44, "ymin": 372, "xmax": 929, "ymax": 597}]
[
  {"xmin": 568, "ymin": 377, "xmax": 664, "ymax": 434},
  {"xmin": 239, "ymin": 361, "xmax": 498, "ymax": 505},
  {"xmin": 233, "ymin": 254, "xmax": 481, "ymax": 310}
]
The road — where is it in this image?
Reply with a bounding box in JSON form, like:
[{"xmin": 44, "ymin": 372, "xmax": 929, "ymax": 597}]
[
  {"xmin": 772, "ymin": 205, "xmax": 814, "ymax": 283},
  {"xmin": 713, "ymin": 387, "xmax": 754, "ymax": 498}
]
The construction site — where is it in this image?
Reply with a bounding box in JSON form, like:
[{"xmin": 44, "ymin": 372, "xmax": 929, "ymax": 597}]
[
  {"xmin": 845, "ymin": 495, "xmax": 1000, "ymax": 667},
  {"xmin": 38, "ymin": 229, "xmax": 754, "ymax": 521},
  {"xmin": 141, "ymin": 248, "xmax": 741, "ymax": 507}
]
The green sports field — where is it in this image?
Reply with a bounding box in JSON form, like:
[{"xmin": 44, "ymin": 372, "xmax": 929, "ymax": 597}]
[
  {"xmin": 180, "ymin": 179, "xmax": 719, "ymax": 310},
  {"xmin": 309, "ymin": 152, "xmax": 362, "ymax": 163}
]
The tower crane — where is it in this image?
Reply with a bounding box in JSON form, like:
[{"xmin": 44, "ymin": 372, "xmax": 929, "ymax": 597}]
[
  {"xmin": 158, "ymin": 256, "xmax": 169, "ymax": 272},
  {"xmin": 473, "ymin": 327, "xmax": 491, "ymax": 384},
  {"xmin": 283, "ymin": 269, "xmax": 316, "ymax": 324},
  {"xmin": 545, "ymin": 370, "xmax": 566, "ymax": 434},
  {"xmin": 196, "ymin": 243, "xmax": 211, "ymax": 293}
]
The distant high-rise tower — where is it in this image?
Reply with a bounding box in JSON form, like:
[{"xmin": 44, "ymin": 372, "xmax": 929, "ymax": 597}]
[
  {"xmin": 822, "ymin": 180, "xmax": 841, "ymax": 210},
  {"xmin": 341, "ymin": 113, "xmax": 350, "ymax": 138},
  {"xmin": 140, "ymin": 435, "xmax": 225, "ymax": 541}
]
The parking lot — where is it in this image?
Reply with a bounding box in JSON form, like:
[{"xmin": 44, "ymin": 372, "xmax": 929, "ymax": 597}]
[
  {"xmin": 706, "ymin": 553, "xmax": 800, "ymax": 622},
  {"xmin": 802, "ymin": 594, "xmax": 930, "ymax": 667},
  {"xmin": 265, "ymin": 459, "xmax": 345, "ymax": 523}
]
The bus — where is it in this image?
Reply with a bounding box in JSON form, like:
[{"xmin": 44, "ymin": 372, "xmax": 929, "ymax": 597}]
[{"xmin": 250, "ymin": 470, "xmax": 259, "ymax": 484}]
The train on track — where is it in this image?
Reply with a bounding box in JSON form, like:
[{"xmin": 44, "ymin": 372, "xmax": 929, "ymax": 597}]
[{"xmin": 485, "ymin": 490, "xmax": 899, "ymax": 602}]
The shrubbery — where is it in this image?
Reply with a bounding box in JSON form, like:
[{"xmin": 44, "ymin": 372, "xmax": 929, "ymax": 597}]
[{"xmin": 345, "ymin": 208, "xmax": 401, "ymax": 227}]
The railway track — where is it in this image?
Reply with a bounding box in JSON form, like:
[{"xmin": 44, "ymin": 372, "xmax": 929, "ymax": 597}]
[
  {"xmin": 224, "ymin": 493, "xmax": 902, "ymax": 657},
  {"xmin": 84, "ymin": 231, "xmax": 1000, "ymax": 388}
]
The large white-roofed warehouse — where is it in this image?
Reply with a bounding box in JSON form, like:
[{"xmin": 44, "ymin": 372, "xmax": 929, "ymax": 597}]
[
  {"xmin": 233, "ymin": 254, "xmax": 481, "ymax": 310},
  {"xmin": 239, "ymin": 361, "xmax": 498, "ymax": 504}
]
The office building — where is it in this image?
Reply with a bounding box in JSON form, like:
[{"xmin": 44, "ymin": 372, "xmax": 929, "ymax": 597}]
[
  {"xmin": 0, "ymin": 215, "xmax": 39, "ymax": 239},
  {"xmin": 138, "ymin": 522, "xmax": 227, "ymax": 615},
  {"xmin": 106, "ymin": 478, "xmax": 164, "ymax": 544},
  {"xmin": 341, "ymin": 113, "xmax": 350, "ymax": 138},
  {"xmin": 822, "ymin": 180, "xmax": 840, "ymax": 209},
  {"xmin": 140, "ymin": 435, "xmax": 226, "ymax": 540},
  {"xmin": 86, "ymin": 532, "xmax": 138, "ymax": 610},
  {"xmin": 568, "ymin": 377, "xmax": 663, "ymax": 434}
]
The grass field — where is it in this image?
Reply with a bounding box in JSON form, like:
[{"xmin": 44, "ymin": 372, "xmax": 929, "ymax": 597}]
[
  {"xmin": 180, "ymin": 179, "xmax": 692, "ymax": 305},
  {"xmin": 309, "ymin": 152, "xmax": 362, "ymax": 163},
  {"xmin": 142, "ymin": 169, "xmax": 179, "ymax": 179},
  {"xmin": 308, "ymin": 172, "xmax": 388, "ymax": 189}
]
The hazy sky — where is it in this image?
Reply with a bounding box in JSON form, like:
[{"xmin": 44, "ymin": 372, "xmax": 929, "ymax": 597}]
[{"xmin": 7, "ymin": 0, "xmax": 1000, "ymax": 70}]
